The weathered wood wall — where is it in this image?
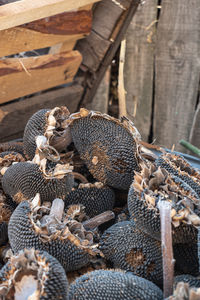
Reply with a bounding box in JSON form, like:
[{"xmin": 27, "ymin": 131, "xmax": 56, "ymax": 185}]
[{"xmin": 124, "ymin": 0, "xmax": 200, "ymax": 153}]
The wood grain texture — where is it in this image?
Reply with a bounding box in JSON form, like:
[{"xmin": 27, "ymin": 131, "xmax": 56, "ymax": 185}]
[
  {"xmin": 0, "ymin": 0, "xmax": 99, "ymax": 31},
  {"xmin": 0, "ymin": 83, "xmax": 83, "ymax": 142},
  {"xmin": 153, "ymin": 0, "xmax": 200, "ymax": 151},
  {"xmin": 124, "ymin": 0, "xmax": 157, "ymax": 141},
  {"xmin": 189, "ymin": 101, "xmax": 200, "ymax": 150},
  {"xmin": 0, "ymin": 50, "xmax": 82, "ymax": 104},
  {"xmin": 77, "ymin": 0, "xmax": 140, "ymax": 106},
  {"xmin": 77, "ymin": 30, "xmax": 111, "ymax": 72},
  {"xmin": 0, "ymin": 7, "xmax": 92, "ymax": 57}
]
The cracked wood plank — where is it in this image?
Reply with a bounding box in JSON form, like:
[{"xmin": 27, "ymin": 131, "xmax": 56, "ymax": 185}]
[{"xmin": 0, "ymin": 50, "xmax": 82, "ymax": 104}]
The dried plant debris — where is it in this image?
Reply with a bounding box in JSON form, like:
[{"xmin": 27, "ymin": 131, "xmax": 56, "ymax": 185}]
[
  {"xmin": 173, "ymin": 243, "xmax": 199, "ymax": 276},
  {"xmin": 67, "ymin": 108, "xmax": 142, "ymax": 190},
  {"xmin": 2, "ymin": 161, "xmax": 73, "ymax": 203},
  {"xmin": 23, "ymin": 107, "xmax": 71, "ymax": 160},
  {"xmin": 68, "ymin": 269, "xmax": 163, "ymax": 300},
  {"xmin": 0, "ymin": 151, "xmax": 25, "ymax": 178},
  {"xmin": 65, "ymin": 182, "xmax": 115, "ymax": 217},
  {"xmin": 0, "ymin": 141, "xmax": 25, "ymax": 158},
  {"xmin": 174, "ymin": 275, "xmax": 200, "ymax": 289},
  {"xmin": 167, "ymin": 282, "xmax": 200, "ymax": 300},
  {"xmin": 156, "ymin": 153, "xmax": 200, "ymax": 197},
  {"xmin": 99, "ymin": 221, "xmax": 162, "ymax": 286},
  {"xmin": 8, "ymin": 196, "xmax": 104, "ymax": 272},
  {"xmin": 0, "ymin": 248, "xmax": 68, "ymax": 300},
  {"xmin": 128, "ymin": 162, "xmax": 200, "ymax": 242}
]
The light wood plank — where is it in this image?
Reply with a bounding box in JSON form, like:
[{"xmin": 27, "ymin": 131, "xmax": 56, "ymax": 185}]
[
  {"xmin": 0, "ymin": 50, "xmax": 82, "ymax": 104},
  {"xmin": 0, "ymin": 6, "xmax": 92, "ymax": 56},
  {"xmin": 0, "ymin": 0, "xmax": 99, "ymax": 31},
  {"xmin": 153, "ymin": 0, "xmax": 200, "ymax": 151},
  {"xmin": 124, "ymin": 0, "xmax": 157, "ymax": 142},
  {"xmin": 0, "ymin": 83, "xmax": 83, "ymax": 142}
]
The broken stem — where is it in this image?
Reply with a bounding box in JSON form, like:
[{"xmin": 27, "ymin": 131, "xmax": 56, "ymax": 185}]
[
  {"xmin": 158, "ymin": 200, "xmax": 174, "ymax": 298},
  {"xmin": 71, "ymin": 172, "xmax": 88, "ymax": 183},
  {"xmin": 83, "ymin": 211, "xmax": 115, "ymax": 229},
  {"xmin": 179, "ymin": 139, "xmax": 200, "ymax": 157}
]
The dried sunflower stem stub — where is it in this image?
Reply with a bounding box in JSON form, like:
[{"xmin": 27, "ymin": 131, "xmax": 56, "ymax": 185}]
[
  {"xmin": 158, "ymin": 200, "xmax": 174, "ymax": 298},
  {"xmin": 83, "ymin": 211, "xmax": 115, "ymax": 230}
]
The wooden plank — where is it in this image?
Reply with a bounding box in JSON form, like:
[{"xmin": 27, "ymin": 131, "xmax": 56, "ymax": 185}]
[
  {"xmin": 49, "ymin": 40, "xmax": 77, "ymax": 54},
  {"xmin": 0, "ymin": 0, "xmax": 99, "ymax": 31},
  {"xmin": 92, "ymin": 0, "xmax": 124, "ymax": 40},
  {"xmin": 0, "ymin": 6, "xmax": 92, "ymax": 57},
  {"xmin": 77, "ymin": 0, "xmax": 140, "ymax": 106},
  {"xmin": 124, "ymin": 0, "xmax": 157, "ymax": 142},
  {"xmin": 153, "ymin": 0, "xmax": 200, "ymax": 151},
  {"xmin": 0, "ymin": 83, "xmax": 83, "ymax": 142},
  {"xmin": 86, "ymin": 66, "xmax": 110, "ymax": 113},
  {"xmin": 77, "ymin": 30, "xmax": 111, "ymax": 72},
  {"xmin": 189, "ymin": 101, "xmax": 200, "ymax": 151},
  {"xmin": 0, "ymin": 50, "xmax": 82, "ymax": 104}
]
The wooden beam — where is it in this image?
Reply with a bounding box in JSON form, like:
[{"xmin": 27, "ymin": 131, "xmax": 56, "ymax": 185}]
[
  {"xmin": 0, "ymin": 0, "xmax": 99, "ymax": 31},
  {"xmin": 77, "ymin": 0, "xmax": 140, "ymax": 106},
  {"xmin": 124, "ymin": 0, "xmax": 157, "ymax": 141},
  {"xmin": 0, "ymin": 6, "xmax": 92, "ymax": 57},
  {"xmin": 0, "ymin": 84, "xmax": 83, "ymax": 142},
  {"xmin": 153, "ymin": 0, "xmax": 200, "ymax": 151},
  {"xmin": 0, "ymin": 50, "xmax": 82, "ymax": 104}
]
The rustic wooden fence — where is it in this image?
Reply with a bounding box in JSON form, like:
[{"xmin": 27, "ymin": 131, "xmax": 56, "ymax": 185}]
[{"xmin": 124, "ymin": 0, "xmax": 200, "ymax": 153}]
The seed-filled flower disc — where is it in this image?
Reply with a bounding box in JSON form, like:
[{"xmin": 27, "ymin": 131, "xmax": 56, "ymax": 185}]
[
  {"xmin": 0, "ymin": 248, "xmax": 68, "ymax": 300},
  {"xmin": 23, "ymin": 107, "xmax": 71, "ymax": 160},
  {"xmin": 65, "ymin": 182, "xmax": 115, "ymax": 217},
  {"xmin": 128, "ymin": 163, "xmax": 199, "ymax": 243},
  {"xmin": 68, "ymin": 269, "xmax": 163, "ymax": 300},
  {"xmin": 2, "ymin": 161, "xmax": 73, "ymax": 203},
  {"xmin": 8, "ymin": 199, "xmax": 103, "ymax": 272},
  {"xmin": 99, "ymin": 220, "xmax": 162, "ymax": 286},
  {"xmin": 156, "ymin": 153, "xmax": 200, "ymax": 197},
  {"xmin": 68, "ymin": 109, "xmax": 142, "ymax": 190}
]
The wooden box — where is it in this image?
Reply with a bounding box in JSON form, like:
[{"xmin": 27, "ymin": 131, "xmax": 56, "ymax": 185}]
[{"xmin": 0, "ymin": 0, "xmax": 99, "ymax": 104}]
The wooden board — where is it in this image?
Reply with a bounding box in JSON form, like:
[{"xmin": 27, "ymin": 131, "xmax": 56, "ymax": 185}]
[
  {"xmin": 124, "ymin": 0, "xmax": 157, "ymax": 142},
  {"xmin": 189, "ymin": 101, "xmax": 200, "ymax": 151},
  {"xmin": 0, "ymin": 50, "xmax": 82, "ymax": 104},
  {"xmin": 0, "ymin": 83, "xmax": 83, "ymax": 142},
  {"xmin": 153, "ymin": 0, "xmax": 200, "ymax": 151},
  {"xmin": 0, "ymin": 0, "xmax": 100, "ymax": 31},
  {"xmin": 76, "ymin": 0, "xmax": 140, "ymax": 106},
  {"xmin": 0, "ymin": 6, "xmax": 92, "ymax": 57}
]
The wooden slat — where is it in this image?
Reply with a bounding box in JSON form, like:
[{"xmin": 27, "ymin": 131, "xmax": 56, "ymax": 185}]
[
  {"xmin": 0, "ymin": 50, "xmax": 82, "ymax": 104},
  {"xmin": 0, "ymin": 83, "xmax": 83, "ymax": 142},
  {"xmin": 124, "ymin": 0, "xmax": 157, "ymax": 142},
  {"xmin": 153, "ymin": 0, "xmax": 200, "ymax": 151},
  {"xmin": 77, "ymin": 0, "xmax": 140, "ymax": 106},
  {"xmin": 49, "ymin": 40, "xmax": 77, "ymax": 54},
  {"xmin": 189, "ymin": 101, "xmax": 200, "ymax": 151},
  {"xmin": 0, "ymin": 0, "xmax": 99, "ymax": 31},
  {"xmin": 0, "ymin": 6, "xmax": 92, "ymax": 57},
  {"xmin": 77, "ymin": 30, "xmax": 111, "ymax": 72}
]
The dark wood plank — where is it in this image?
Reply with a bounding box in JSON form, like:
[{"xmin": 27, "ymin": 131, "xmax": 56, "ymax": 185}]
[
  {"xmin": 189, "ymin": 101, "xmax": 200, "ymax": 150},
  {"xmin": 92, "ymin": 0, "xmax": 124, "ymax": 39},
  {"xmin": 153, "ymin": 0, "xmax": 200, "ymax": 151},
  {"xmin": 124, "ymin": 0, "xmax": 157, "ymax": 141},
  {"xmin": 0, "ymin": 83, "xmax": 83, "ymax": 142},
  {"xmin": 76, "ymin": 30, "xmax": 111, "ymax": 72},
  {"xmin": 76, "ymin": 0, "xmax": 140, "ymax": 106}
]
